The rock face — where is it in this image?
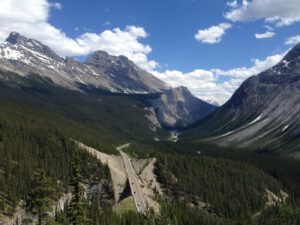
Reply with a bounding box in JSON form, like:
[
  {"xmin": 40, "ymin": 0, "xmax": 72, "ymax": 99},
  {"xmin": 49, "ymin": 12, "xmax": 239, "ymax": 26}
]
[
  {"xmin": 184, "ymin": 42, "xmax": 300, "ymax": 151},
  {"xmin": 0, "ymin": 32, "xmax": 169, "ymax": 93},
  {"xmin": 150, "ymin": 86, "xmax": 217, "ymax": 127},
  {"xmin": 85, "ymin": 51, "xmax": 168, "ymax": 93},
  {"xmin": 0, "ymin": 32, "xmax": 217, "ymax": 128}
]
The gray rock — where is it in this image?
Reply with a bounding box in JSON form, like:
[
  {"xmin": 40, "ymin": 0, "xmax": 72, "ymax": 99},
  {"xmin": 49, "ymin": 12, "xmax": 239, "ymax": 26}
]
[
  {"xmin": 150, "ymin": 86, "xmax": 217, "ymax": 127},
  {"xmin": 0, "ymin": 32, "xmax": 218, "ymax": 128},
  {"xmin": 187, "ymin": 42, "xmax": 300, "ymax": 151},
  {"xmin": 0, "ymin": 32, "xmax": 169, "ymax": 93}
]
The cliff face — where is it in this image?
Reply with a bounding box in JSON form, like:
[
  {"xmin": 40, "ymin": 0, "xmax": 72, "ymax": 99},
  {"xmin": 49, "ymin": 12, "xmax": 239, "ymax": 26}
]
[
  {"xmin": 183, "ymin": 42, "xmax": 300, "ymax": 151},
  {"xmin": 0, "ymin": 32, "xmax": 169, "ymax": 93},
  {"xmin": 150, "ymin": 86, "xmax": 217, "ymax": 127}
]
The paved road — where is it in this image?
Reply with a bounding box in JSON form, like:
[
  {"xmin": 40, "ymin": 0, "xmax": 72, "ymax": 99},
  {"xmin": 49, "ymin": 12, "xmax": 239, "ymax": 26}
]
[{"xmin": 119, "ymin": 148, "xmax": 147, "ymax": 214}]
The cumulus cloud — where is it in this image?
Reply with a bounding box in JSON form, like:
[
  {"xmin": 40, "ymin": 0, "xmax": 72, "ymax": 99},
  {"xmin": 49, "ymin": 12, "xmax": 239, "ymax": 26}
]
[
  {"xmin": 195, "ymin": 23, "xmax": 232, "ymax": 44},
  {"xmin": 0, "ymin": 0, "xmax": 158, "ymax": 71},
  {"xmin": 153, "ymin": 52, "xmax": 285, "ymax": 105},
  {"xmin": 227, "ymin": 0, "xmax": 238, "ymax": 8},
  {"xmin": 224, "ymin": 0, "xmax": 300, "ymax": 27},
  {"xmin": 263, "ymin": 25, "xmax": 273, "ymax": 31},
  {"xmin": 50, "ymin": 2, "xmax": 62, "ymax": 10},
  {"xmin": 0, "ymin": 0, "xmax": 290, "ymax": 105},
  {"xmin": 285, "ymin": 35, "xmax": 300, "ymax": 45},
  {"xmin": 255, "ymin": 31, "xmax": 275, "ymax": 39}
]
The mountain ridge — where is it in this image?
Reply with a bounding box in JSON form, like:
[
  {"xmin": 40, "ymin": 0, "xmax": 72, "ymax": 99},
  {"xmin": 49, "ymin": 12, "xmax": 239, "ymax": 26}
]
[
  {"xmin": 0, "ymin": 31, "xmax": 169, "ymax": 94},
  {"xmin": 183, "ymin": 41, "xmax": 300, "ymax": 153},
  {"xmin": 0, "ymin": 32, "xmax": 217, "ymax": 128}
]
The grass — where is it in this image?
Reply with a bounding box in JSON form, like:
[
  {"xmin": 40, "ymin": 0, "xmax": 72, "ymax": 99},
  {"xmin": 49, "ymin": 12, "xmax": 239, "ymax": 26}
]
[{"xmin": 115, "ymin": 197, "xmax": 137, "ymax": 215}]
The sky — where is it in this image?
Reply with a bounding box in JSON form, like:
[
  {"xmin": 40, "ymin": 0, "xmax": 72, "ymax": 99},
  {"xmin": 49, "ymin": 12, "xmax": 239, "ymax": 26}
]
[{"xmin": 0, "ymin": 0, "xmax": 300, "ymax": 105}]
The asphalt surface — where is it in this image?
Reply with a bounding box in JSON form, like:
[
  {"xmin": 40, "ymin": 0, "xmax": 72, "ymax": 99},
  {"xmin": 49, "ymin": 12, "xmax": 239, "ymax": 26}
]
[{"xmin": 119, "ymin": 149, "xmax": 147, "ymax": 214}]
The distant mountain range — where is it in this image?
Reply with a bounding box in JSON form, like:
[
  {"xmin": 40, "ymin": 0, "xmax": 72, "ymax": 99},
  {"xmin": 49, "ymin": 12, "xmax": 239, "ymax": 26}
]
[
  {"xmin": 183, "ymin": 42, "xmax": 300, "ymax": 153},
  {"xmin": 0, "ymin": 32, "xmax": 217, "ymax": 128},
  {"xmin": 0, "ymin": 32, "xmax": 168, "ymax": 93}
]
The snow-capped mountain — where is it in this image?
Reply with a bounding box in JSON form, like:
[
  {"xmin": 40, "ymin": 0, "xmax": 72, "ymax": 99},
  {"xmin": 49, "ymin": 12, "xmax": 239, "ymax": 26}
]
[
  {"xmin": 0, "ymin": 32, "xmax": 168, "ymax": 93},
  {"xmin": 183, "ymin": 42, "xmax": 300, "ymax": 151},
  {"xmin": 0, "ymin": 32, "xmax": 218, "ymax": 128}
]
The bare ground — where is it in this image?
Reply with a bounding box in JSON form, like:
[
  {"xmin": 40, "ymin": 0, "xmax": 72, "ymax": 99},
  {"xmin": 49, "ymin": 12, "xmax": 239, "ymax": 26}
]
[
  {"xmin": 75, "ymin": 141, "xmax": 163, "ymax": 214},
  {"xmin": 75, "ymin": 141, "xmax": 127, "ymax": 203},
  {"xmin": 132, "ymin": 158, "xmax": 163, "ymax": 214}
]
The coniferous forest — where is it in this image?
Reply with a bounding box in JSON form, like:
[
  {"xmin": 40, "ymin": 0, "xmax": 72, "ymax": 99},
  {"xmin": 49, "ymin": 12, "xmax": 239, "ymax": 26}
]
[{"xmin": 0, "ymin": 70, "xmax": 299, "ymax": 225}]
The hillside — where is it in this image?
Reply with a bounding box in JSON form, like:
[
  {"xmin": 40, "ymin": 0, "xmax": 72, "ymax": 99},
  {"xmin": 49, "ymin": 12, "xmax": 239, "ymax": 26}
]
[
  {"xmin": 0, "ymin": 32, "xmax": 218, "ymax": 129},
  {"xmin": 0, "ymin": 32, "xmax": 169, "ymax": 94},
  {"xmin": 182, "ymin": 42, "xmax": 300, "ymax": 153},
  {"xmin": 1, "ymin": 99, "xmax": 296, "ymax": 225}
]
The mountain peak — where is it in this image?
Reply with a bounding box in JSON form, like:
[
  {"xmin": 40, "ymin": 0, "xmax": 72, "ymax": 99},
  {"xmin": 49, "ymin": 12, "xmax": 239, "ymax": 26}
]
[
  {"xmin": 85, "ymin": 50, "xmax": 132, "ymax": 67},
  {"xmin": 4, "ymin": 32, "xmax": 62, "ymax": 62},
  {"xmin": 282, "ymin": 42, "xmax": 300, "ymax": 62},
  {"xmin": 6, "ymin": 32, "xmax": 26, "ymax": 44}
]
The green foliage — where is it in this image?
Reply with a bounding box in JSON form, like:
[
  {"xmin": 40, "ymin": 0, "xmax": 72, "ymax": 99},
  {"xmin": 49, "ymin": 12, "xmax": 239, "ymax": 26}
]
[
  {"xmin": 196, "ymin": 146, "xmax": 300, "ymax": 206},
  {"xmin": 0, "ymin": 100, "xmax": 111, "ymax": 217},
  {"xmin": 0, "ymin": 69, "xmax": 169, "ymax": 146},
  {"xmin": 68, "ymin": 151, "xmax": 89, "ymax": 225},
  {"xmin": 154, "ymin": 153, "xmax": 281, "ymax": 219},
  {"xmin": 84, "ymin": 198, "xmax": 228, "ymax": 225},
  {"xmin": 26, "ymin": 169, "xmax": 56, "ymax": 225},
  {"xmin": 255, "ymin": 204, "xmax": 300, "ymax": 225},
  {"xmin": 0, "ymin": 69, "xmax": 299, "ymax": 224},
  {"xmin": 279, "ymin": 204, "xmax": 300, "ymax": 225}
]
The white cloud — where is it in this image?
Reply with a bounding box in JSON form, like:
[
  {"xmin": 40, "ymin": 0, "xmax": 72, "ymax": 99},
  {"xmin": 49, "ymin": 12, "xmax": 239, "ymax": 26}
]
[
  {"xmin": 255, "ymin": 31, "xmax": 275, "ymax": 39},
  {"xmin": 103, "ymin": 21, "xmax": 111, "ymax": 26},
  {"xmin": 0, "ymin": 0, "xmax": 290, "ymax": 105},
  {"xmin": 263, "ymin": 25, "xmax": 273, "ymax": 31},
  {"xmin": 74, "ymin": 26, "xmax": 159, "ymax": 71},
  {"xmin": 285, "ymin": 35, "xmax": 300, "ymax": 45},
  {"xmin": 153, "ymin": 52, "xmax": 285, "ymax": 105},
  {"xmin": 227, "ymin": 0, "xmax": 238, "ymax": 8},
  {"xmin": 0, "ymin": 0, "xmax": 158, "ymax": 71},
  {"xmin": 195, "ymin": 23, "xmax": 232, "ymax": 44},
  {"xmin": 50, "ymin": 2, "xmax": 62, "ymax": 10},
  {"xmin": 224, "ymin": 0, "xmax": 300, "ymax": 27}
]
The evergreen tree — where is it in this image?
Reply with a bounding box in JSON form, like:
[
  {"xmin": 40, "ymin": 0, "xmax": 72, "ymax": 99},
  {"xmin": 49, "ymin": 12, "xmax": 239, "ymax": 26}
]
[
  {"xmin": 68, "ymin": 150, "xmax": 89, "ymax": 225},
  {"xmin": 26, "ymin": 169, "xmax": 56, "ymax": 225}
]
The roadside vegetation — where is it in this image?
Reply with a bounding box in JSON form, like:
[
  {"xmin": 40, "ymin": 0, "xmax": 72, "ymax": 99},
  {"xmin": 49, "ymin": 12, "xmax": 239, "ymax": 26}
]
[{"xmin": 0, "ymin": 71, "xmax": 299, "ymax": 224}]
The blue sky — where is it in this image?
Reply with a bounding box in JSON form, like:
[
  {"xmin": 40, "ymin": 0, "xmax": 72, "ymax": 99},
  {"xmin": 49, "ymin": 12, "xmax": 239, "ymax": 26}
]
[
  {"xmin": 0, "ymin": 0, "xmax": 300, "ymax": 104},
  {"xmin": 49, "ymin": 0, "xmax": 297, "ymax": 71}
]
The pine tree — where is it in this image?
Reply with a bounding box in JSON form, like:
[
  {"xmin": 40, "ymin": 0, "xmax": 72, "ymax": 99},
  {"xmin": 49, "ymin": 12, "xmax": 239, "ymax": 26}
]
[
  {"xmin": 26, "ymin": 169, "xmax": 56, "ymax": 225},
  {"xmin": 68, "ymin": 150, "xmax": 89, "ymax": 225},
  {"xmin": 0, "ymin": 196, "xmax": 3, "ymax": 222}
]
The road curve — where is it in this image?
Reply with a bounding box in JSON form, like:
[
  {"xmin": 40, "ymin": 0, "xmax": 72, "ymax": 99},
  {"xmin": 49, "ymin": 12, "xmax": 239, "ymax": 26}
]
[{"xmin": 118, "ymin": 146, "xmax": 147, "ymax": 214}]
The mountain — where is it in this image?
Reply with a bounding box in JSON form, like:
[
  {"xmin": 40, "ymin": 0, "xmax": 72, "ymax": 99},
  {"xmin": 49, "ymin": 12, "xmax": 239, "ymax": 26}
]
[
  {"xmin": 0, "ymin": 32, "xmax": 169, "ymax": 93},
  {"xmin": 0, "ymin": 32, "xmax": 217, "ymax": 128},
  {"xmin": 149, "ymin": 86, "xmax": 217, "ymax": 127},
  {"xmin": 183, "ymin": 42, "xmax": 300, "ymax": 152}
]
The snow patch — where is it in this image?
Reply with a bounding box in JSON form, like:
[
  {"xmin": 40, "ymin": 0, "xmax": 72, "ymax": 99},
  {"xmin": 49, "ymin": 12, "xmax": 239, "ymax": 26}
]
[
  {"xmin": 76, "ymin": 67, "xmax": 85, "ymax": 74},
  {"xmin": 20, "ymin": 45, "xmax": 52, "ymax": 64},
  {"xmin": 221, "ymin": 131, "xmax": 234, "ymax": 137},
  {"xmin": 0, "ymin": 47, "xmax": 24, "ymax": 60},
  {"xmin": 26, "ymin": 42, "xmax": 34, "ymax": 47},
  {"xmin": 282, "ymin": 60, "xmax": 290, "ymax": 68},
  {"xmin": 248, "ymin": 114, "xmax": 262, "ymax": 126},
  {"xmin": 32, "ymin": 40, "xmax": 41, "ymax": 47},
  {"xmin": 90, "ymin": 68, "xmax": 99, "ymax": 76},
  {"xmin": 282, "ymin": 125, "xmax": 289, "ymax": 132},
  {"xmin": 76, "ymin": 76, "xmax": 87, "ymax": 84}
]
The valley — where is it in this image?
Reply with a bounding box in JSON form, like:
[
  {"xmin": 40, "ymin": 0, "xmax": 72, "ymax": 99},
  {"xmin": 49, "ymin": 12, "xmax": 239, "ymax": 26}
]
[{"xmin": 0, "ymin": 31, "xmax": 299, "ymax": 225}]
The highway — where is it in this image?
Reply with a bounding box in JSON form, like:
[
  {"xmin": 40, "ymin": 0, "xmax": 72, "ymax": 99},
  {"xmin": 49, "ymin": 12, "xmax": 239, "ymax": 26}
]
[{"xmin": 119, "ymin": 148, "xmax": 147, "ymax": 214}]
